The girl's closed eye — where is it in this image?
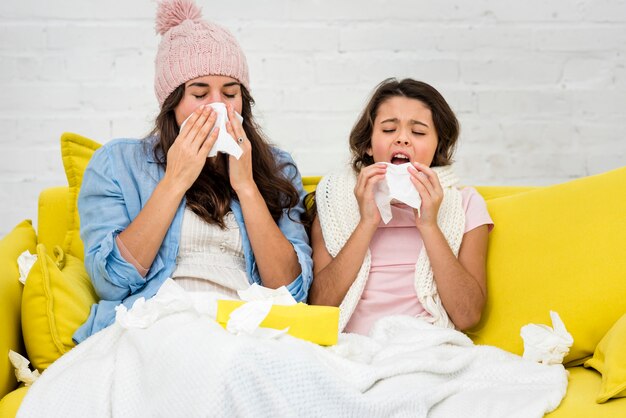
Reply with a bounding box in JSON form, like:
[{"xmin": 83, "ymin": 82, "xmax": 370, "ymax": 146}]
[{"xmin": 193, "ymin": 94, "xmax": 207, "ymax": 99}]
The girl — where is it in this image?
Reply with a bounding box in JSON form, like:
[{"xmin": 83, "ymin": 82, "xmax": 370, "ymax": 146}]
[
  {"xmin": 73, "ymin": 0, "xmax": 312, "ymax": 343},
  {"xmin": 309, "ymin": 78, "xmax": 493, "ymax": 335}
]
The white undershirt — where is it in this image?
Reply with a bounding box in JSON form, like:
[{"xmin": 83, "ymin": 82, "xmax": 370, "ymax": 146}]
[{"xmin": 172, "ymin": 208, "xmax": 249, "ymax": 298}]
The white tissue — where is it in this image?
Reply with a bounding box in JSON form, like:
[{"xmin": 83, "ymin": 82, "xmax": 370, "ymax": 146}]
[
  {"xmin": 115, "ymin": 279, "xmax": 193, "ymax": 329},
  {"xmin": 237, "ymin": 283, "xmax": 297, "ymax": 306},
  {"xmin": 17, "ymin": 250, "xmax": 38, "ymax": 285},
  {"xmin": 9, "ymin": 350, "xmax": 40, "ymax": 386},
  {"xmin": 226, "ymin": 301, "xmax": 272, "ymax": 334},
  {"xmin": 373, "ymin": 162, "xmax": 422, "ymax": 224},
  {"xmin": 179, "ymin": 102, "xmax": 244, "ymax": 159},
  {"xmin": 224, "ymin": 284, "xmax": 295, "ymax": 339},
  {"xmin": 521, "ymin": 311, "xmax": 574, "ymax": 365}
]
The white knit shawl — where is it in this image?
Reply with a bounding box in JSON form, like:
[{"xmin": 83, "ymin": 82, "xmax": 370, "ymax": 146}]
[{"xmin": 316, "ymin": 165, "xmax": 465, "ymax": 331}]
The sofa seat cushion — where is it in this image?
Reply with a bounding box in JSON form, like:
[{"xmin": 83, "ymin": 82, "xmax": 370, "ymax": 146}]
[
  {"xmin": 546, "ymin": 366, "xmax": 626, "ymax": 417},
  {"xmin": 0, "ymin": 386, "xmax": 29, "ymax": 418},
  {"xmin": 467, "ymin": 166, "xmax": 626, "ymax": 364}
]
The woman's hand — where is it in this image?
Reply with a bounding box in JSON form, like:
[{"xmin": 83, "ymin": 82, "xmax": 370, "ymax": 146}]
[
  {"xmin": 164, "ymin": 105, "xmax": 219, "ymax": 193},
  {"xmin": 354, "ymin": 163, "xmax": 387, "ymax": 229},
  {"xmin": 409, "ymin": 162, "xmax": 443, "ymax": 230},
  {"xmin": 225, "ymin": 104, "xmax": 255, "ymax": 195}
]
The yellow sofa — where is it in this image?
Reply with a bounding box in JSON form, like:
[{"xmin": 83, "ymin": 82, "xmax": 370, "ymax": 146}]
[{"xmin": 1, "ymin": 133, "xmax": 626, "ymax": 416}]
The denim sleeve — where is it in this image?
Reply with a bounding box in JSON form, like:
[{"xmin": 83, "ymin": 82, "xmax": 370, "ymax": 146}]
[
  {"xmin": 275, "ymin": 151, "xmax": 313, "ymax": 302},
  {"xmin": 78, "ymin": 147, "xmax": 165, "ymax": 301}
]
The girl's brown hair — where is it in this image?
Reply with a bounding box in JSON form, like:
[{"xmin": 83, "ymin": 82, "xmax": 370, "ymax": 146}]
[
  {"xmin": 149, "ymin": 84, "xmax": 300, "ymax": 228},
  {"xmin": 350, "ymin": 78, "xmax": 460, "ymax": 172}
]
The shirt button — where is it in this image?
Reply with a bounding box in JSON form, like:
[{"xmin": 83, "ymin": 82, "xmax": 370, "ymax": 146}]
[{"xmin": 219, "ymin": 243, "xmax": 227, "ymax": 253}]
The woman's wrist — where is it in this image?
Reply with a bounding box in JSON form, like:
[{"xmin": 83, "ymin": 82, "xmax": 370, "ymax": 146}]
[
  {"xmin": 234, "ymin": 181, "xmax": 260, "ymax": 202},
  {"xmin": 159, "ymin": 174, "xmax": 188, "ymax": 200}
]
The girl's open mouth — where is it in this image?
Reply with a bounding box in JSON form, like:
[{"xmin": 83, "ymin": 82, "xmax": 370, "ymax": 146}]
[{"xmin": 390, "ymin": 153, "xmax": 410, "ymax": 165}]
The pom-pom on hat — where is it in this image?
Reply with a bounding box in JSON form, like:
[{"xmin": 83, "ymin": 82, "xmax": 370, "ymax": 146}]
[{"xmin": 154, "ymin": 0, "xmax": 250, "ymax": 107}]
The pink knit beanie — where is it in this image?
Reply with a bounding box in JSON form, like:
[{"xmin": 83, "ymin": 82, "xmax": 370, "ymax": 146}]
[{"xmin": 154, "ymin": 0, "xmax": 250, "ymax": 107}]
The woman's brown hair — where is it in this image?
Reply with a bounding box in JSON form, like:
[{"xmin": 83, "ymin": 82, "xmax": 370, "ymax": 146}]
[
  {"xmin": 350, "ymin": 78, "xmax": 460, "ymax": 172},
  {"xmin": 149, "ymin": 84, "xmax": 300, "ymax": 228}
]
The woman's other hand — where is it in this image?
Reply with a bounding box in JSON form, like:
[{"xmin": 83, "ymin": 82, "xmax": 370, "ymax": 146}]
[{"xmin": 225, "ymin": 103, "xmax": 255, "ymax": 195}]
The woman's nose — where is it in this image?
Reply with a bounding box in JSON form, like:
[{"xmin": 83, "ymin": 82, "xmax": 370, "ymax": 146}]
[
  {"xmin": 395, "ymin": 137, "xmax": 410, "ymax": 146},
  {"xmin": 205, "ymin": 91, "xmax": 223, "ymax": 104}
]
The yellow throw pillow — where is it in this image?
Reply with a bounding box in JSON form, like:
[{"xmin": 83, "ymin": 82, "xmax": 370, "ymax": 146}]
[
  {"xmin": 21, "ymin": 243, "xmax": 98, "ymax": 371},
  {"xmin": 0, "ymin": 220, "xmax": 37, "ymax": 398},
  {"xmin": 60, "ymin": 132, "xmax": 101, "ymax": 261},
  {"xmin": 467, "ymin": 166, "xmax": 626, "ymax": 364},
  {"xmin": 584, "ymin": 313, "xmax": 626, "ymax": 403}
]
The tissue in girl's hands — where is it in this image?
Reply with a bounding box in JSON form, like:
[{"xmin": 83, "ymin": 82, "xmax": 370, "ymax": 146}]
[
  {"xmin": 373, "ymin": 162, "xmax": 422, "ymax": 223},
  {"xmin": 179, "ymin": 102, "xmax": 244, "ymax": 159}
]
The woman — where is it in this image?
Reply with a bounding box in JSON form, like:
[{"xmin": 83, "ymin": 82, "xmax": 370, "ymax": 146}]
[{"xmin": 73, "ymin": 0, "xmax": 312, "ymax": 343}]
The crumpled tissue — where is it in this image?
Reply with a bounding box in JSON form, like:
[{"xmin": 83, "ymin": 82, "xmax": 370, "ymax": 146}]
[
  {"xmin": 179, "ymin": 102, "xmax": 244, "ymax": 159},
  {"xmin": 115, "ymin": 279, "xmax": 196, "ymax": 329},
  {"xmin": 17, "ymin": 250, "xmax": 38, "ymax": 285},
  {"xmin": 237, "ymin": 283, "xmax": 297, "ymax": 305},
  {"xmin": 521, "ymin": 311, "xmax": 574, "ymax": 365},
  {"xmin": 373, "ymin": 162, "xmax": 422, "ymax": 224},
  {"xmin": 9, "ymin": 350, "xmax": 40, "ymax": 386},
  {"xmin": 224, "ymin": 284, "xmax": 296, "ymax": 339}
]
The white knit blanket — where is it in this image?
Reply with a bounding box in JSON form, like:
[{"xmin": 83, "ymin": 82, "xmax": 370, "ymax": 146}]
[
  {"xmin": 316, "ymin": 166, "xmax": 464, "ymax": 330},
  {"xmin": 18, "ymin": 284, "xmax": 567, "ymax": 418}
]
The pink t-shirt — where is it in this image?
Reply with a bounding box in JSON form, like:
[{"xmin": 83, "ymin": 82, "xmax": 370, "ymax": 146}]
[{"xmin": 344, "ymin": 187, "xmax": 494, "ymax": 335}]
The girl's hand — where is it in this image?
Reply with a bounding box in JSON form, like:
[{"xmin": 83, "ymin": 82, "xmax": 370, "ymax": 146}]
[
  {"xmin": 225, "ymin": 104, "xmax": 255, "ymax": 195},
  {"xmin": 409, "ymin": 162, "xmax": 443, "ymax": 230},
  {"xmin": 354, "ymin": 163, "xmax": 387, "ymax": 229},
  {"xmin": 164, "ymin": 105, "xmax": 219, "ymax": 194}
]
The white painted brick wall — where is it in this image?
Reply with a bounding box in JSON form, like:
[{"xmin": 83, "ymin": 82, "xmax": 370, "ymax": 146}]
[{"xmin": 1, "ymin": 0, "xmax": 625, "ymax": 236}]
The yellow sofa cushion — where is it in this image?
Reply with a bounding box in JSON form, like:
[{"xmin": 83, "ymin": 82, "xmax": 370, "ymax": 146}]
[
  {"xmin": 546, "ymin": 366, "xmax": 626, "ymax": 417},
  {"xmin": 467, "ymin": 166, "xmax": 626, "ymax": 364},
  {"xmin": 584, "ymin": 313, "xmax": 626, "ymax": 403},
  {"xmin": 60, "ymin": 132, "xmax": 101, "ymax": 261},
  {"xmin": 0, "ymin": 221, "xmax": 37, "ymax": 399},
  {"xmin": 21, "ymin": 244, "xmax": 98, "ymax": 371},
  {"xmin": 0, "ymin": 386, "xmax": 29, "ymax": 418}
]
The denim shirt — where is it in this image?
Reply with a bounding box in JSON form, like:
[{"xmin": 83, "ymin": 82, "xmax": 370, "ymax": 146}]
[{"xmin": 73, "ymin": 138, "xmax": 313, "ymax": 343}]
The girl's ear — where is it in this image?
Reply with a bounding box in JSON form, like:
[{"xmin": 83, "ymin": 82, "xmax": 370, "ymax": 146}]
[{"xmin": 366, "ymin": 147, "xmax": 373, "ymax": 156}]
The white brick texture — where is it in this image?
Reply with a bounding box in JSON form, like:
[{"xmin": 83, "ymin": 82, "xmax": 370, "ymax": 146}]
[{"xmin": 1, "ymin": 0, "xmax": 625, "ymax": 236}]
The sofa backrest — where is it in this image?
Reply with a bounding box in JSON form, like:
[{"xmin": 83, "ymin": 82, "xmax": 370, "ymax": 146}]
[{"xmin": 38, "ymin": 169, "xmax": 626, "ymax": 366}]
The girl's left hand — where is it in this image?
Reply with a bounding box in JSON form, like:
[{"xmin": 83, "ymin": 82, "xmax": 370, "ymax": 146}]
[
  {"xmin": 409, "ymin": 162, "xmax": 443, "ymax": 229},
  {"xmin": 225, "ymin": 104, "xmax": 255, "ymax": 194}
]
